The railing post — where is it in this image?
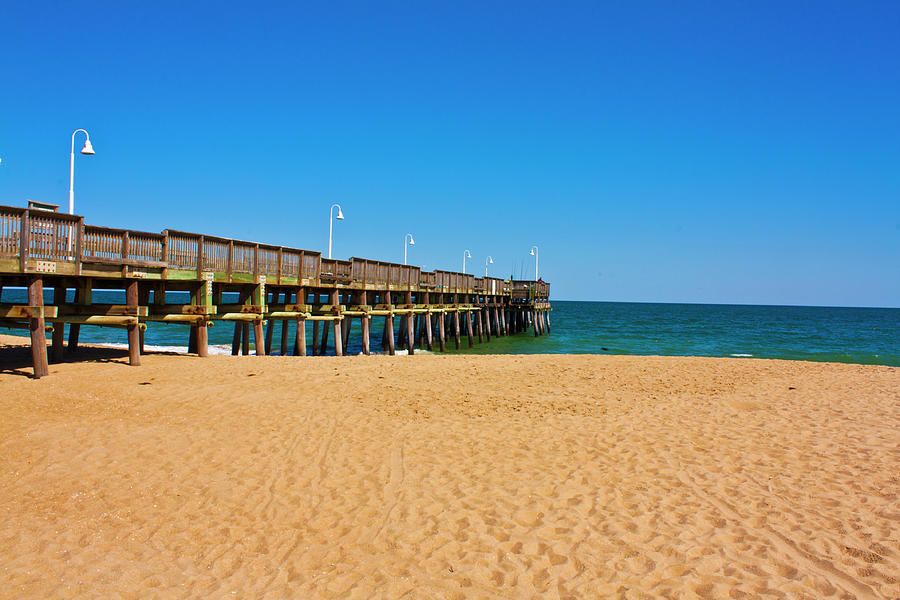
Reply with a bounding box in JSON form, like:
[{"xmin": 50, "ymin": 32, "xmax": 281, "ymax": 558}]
[
  {"xmin": 161, "ymin": 230, "xmax": 170, "ymax": 279},
  {"xmin": 277, "ymin": 247, "xmax": 283, "ymax": 285},
  {"xmin": 122, "ymin": 231, "xmax": 130, "ymax": 261},
  {"xmin": 254, "ymin": 243, "xmax": 260, "ymax": 278},
  {"xmin": 227, "ymin": 239, "xmax": 233, "ymax": 282},
  {"xmin": 20, "ymin": 210, "xmax": 30, "ymax": 272},
  {"xmin": 197, "ymin": 235, "xmax": 205, "ymax": 279},
  {"xmin": 76, "ymin": 217, "xmax": 84, "ymax": 275}
]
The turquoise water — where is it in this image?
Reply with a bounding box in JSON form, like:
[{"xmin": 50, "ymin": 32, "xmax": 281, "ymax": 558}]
[{"xmin": 1, "ymin": 289, "xmax": 898, "ymax": 366}]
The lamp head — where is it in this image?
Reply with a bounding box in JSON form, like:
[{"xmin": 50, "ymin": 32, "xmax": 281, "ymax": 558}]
[
  {"xmin": 488, "ymin": 257, "xmax": 494, "ymax": 264},
  {"xmin": 529, "ymin": 248, "xmax": 535, "ymax": 256},
  {"xmin": 335, "ymin": 206, "xmax": 344, "ymax": 220},
  {"xmin": 408, "ymin": 236, "xmax": 415, "ymax": 246},
  {"xmin": 80, "ymin": 139, "xmax": 95, "ymax": 155},
  {"xmin": 465, "ymin": 250, "xmax": 471, "ymax": 258}
]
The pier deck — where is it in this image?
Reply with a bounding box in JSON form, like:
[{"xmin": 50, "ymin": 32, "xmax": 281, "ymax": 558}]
[{"xmin": 1, "ymin": 205, "xmax": 551, "ymax": 377}]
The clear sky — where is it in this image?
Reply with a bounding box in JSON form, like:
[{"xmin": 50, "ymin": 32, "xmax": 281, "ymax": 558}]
[{"xmin": 1, "ymin": 1, "xmax": 898, "ymax": 306}]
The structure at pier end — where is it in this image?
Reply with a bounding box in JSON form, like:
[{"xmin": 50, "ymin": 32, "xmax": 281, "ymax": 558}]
[{"xmin": 0, "ymin": 204, "xmax": 551, "ymax": 377}]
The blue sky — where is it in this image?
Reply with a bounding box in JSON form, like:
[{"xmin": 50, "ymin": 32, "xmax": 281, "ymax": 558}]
[{"xmin": 1, "ymin": 1, "xmax": 898, "ymax": 306}]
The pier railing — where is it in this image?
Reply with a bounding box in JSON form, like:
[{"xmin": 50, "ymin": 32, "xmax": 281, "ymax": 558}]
[{"xmin": 1, "ymin": 205, "xmax": 550, "ymax": 300}]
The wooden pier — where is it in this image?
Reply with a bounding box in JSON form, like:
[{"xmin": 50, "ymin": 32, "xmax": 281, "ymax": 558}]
[{"xmin": 0, "ymin": 205, "xmax": 551, "ymax": 377}]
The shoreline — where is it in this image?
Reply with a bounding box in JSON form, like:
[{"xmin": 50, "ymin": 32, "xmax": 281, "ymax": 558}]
[{"xmin": 2, "ymin": 333, "xmax": 897, "ymax": 368}]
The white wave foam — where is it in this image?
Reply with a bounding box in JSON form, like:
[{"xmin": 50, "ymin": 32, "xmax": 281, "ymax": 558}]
[{"xmin": 730, "ymin": 353, "xmax": 753, "ymax": 357}]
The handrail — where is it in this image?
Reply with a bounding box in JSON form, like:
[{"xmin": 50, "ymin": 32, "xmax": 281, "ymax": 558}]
[{"xmin": 0, "ymin": 204, "xmax": 550, "ymax": 299}]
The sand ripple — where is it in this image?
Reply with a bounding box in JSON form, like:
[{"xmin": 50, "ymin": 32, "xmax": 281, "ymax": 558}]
[{"xmin": 1, "ymin": 348, "xmax": 897, "ymax": 598}]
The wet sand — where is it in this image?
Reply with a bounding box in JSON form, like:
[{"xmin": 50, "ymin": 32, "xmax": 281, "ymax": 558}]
[{"xmin": 1, "ymin": 334, "xmax": 898, "ymax": 598}]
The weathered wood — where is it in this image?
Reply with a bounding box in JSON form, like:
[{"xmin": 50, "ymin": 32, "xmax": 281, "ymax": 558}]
[
  {"xmin": 329, "ymin": 289, "xmax": 341, "ymax": 356},
  {"xmin": 0, "ymin": 305, "xmax": 59, "ymax": 319},
  {"xmin": 27, "ymin": 276, "xmax": 49, "ymax": 378},
  {"xmin": 188, "ymin": 325, "xmax": 198, "ymax": 354},
  {"xmin": 359, "ymin": 291, "xmax": 369, "ymax": 355},
  {"xmin": 476, "ymin": 307, "xmax": 484, "ymax": 343},
  {"xmin": 312, "ymin": 320, "xmax": 320, "ymax": 355},
  {"xmin": 197, "ymin": 322, "xmax": 208, "ymax": 357},
  {"xmin": 138, "ymin": 286, "xmax": 151, "ymax": 353},
  {"xmin": 126, "ymin": 279, "xmax": 141, "ymax": 366},
  {"xmin": 499, "ymin": 306, "xmax": 507, "ymax": 335},
  {"xmin": 341, "ymin": 315, "xmax": 351, "ymax": 354},
  {"xmin": 294, "ymin": 317, "xmax": 307, "ymax": 356},
  {"xmin": 453, "ymin": 310, "xmax": 461, "ymax": 349},
  {"xmin": 385, "ymin": 315, "xmax": 395, "ymax": 355},
  {"xmin": 484, "ymin": 307, "xmax": 491, "ymax": 341},
  {"xmin": 361, "ymin": 316, "xmax": 370, "ymax": 355},
  {"xmin": 320, "ymin": 312, "xmax": 330, "ymax": 353},
  {"xmin": 405, "ymin": 292, "xmax": 414, "ymax": 355},
  {"xmin": 437, "ymin": 312, "xmax": 446, "ymax": 352},
  {"xmin": 253, "ymin": 319, "xmax": 265, "ymax": 355},
  {"xmin": 232, "ymin": 322, "xmax": 241, "ymax": 355},
  {"xmin": 533, "ymin": 310, "xmax": 539, "ymax": 337},
  {"xmin": 56, "ymin": 304, "xmax": 148, "ymax": 316},
  {"xmin": 241, "ymin": 322, "xmax": 250, "ymax": 355},
  {"xmin": 265, "ymin": 316, "xmax": 275, "ymax": 355},
  {"xmin": 281, "ymin": 313, "xmax": 290, "ymax": 356},
  {"xmin": 424, "ymin": 312, "xmax": 433, "ymax": 350},
  {"xmin": 51, "ymin": 285, "xmax": 66, "ymax": 363}
]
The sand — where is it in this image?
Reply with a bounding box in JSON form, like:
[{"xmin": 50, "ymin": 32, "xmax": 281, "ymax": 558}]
[{"xmin": 0, "ymin": 334, "xmax": 898, "ymax": 599}]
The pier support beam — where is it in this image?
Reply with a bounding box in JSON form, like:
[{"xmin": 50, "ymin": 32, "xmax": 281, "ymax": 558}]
[
  {"xmin": 453, "ymin": 297, "xmax": 461, "ymax": 350},
  {"xmin": 51, "ymin": 284, "xmax": 66, "ymax": 363},
  {"xmin": 295, "ymin": 318, "xmax": 306, "ymax": 356},
  {"xmin": 476, "ymin": 307, "xmax": 484, "ymax": 343},
  {"xmin": 293, "ymin": 287, "xmax": 306, "ymax": 356},
  {"xmin": 27, "ymin": 276, "xmax": 49, "ymax": 379},
  {"xmin": 360, "ymin": 291, "xmax": 370, "ymax": 356},
  {"xmin": 405, "ymin": 291, "xmax": 415, "ymax": 355},
  {"xmin": 281, "ymin": 300, "xmax": 291, "ymax": 356},
  {"xmin": 385, "ymin": 314, "xmax": 396, "ymax": 355},
  {"xmin": 466, "ymin": 310, "xmax": 474, "ymax": 347},
  {"xmin": 320, "ymin": 318, "xmax": 329, "ymax": 355},
  {"xmin": 331, "ymin": 289, "xmax": 342, "ymax": 357},
  {"xmin": 313, "ymin": 320, "xmax": 320, "ymax": 355},
  {"xmin": 126, "ymin": 279, "xmax": 141, "ymax": 366}
]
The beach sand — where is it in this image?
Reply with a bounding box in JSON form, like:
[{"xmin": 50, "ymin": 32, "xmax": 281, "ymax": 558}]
[{"xmin": 1, "ymin": 333, "xmax": 898, "ymax": 599}]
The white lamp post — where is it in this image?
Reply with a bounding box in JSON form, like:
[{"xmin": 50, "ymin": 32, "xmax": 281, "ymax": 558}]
[
  {"xmin": 327, "ymin": 203, "xmax": 344, "ymax": 259},
  {"xmin": 403, "ymin": 233, "xmax": 415, "ymax": 265},
  {"xmin": 69, "ymin": 129, "xmax": 94, "ymax": 215},
  {"xmin": 462, "ymin": 249, "xmax": 471, "ymax": 273},
  {"xmin": 529, "ymin": 245, "xmax": 539, "ymax": 280},
  {"xmin": 485, "ymin": 255, "xmax": 494, "ymax": 276}
]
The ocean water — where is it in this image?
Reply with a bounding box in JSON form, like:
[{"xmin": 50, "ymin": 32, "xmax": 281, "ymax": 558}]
[{"xmin": 1, "ymin": 289, "xmax": 898, "ymax": 366}]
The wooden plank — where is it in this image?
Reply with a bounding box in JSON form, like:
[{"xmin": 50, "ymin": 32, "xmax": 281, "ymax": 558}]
[
  {"xmin": 147, "ymin": 304, "xmax": 217, "ymax": 315},
  {"xmin": 57, "ymin": 304, "xmax": 148, "ymax": 316},
  {"xmin": 0, "ymin": 305, "xmax": 59, "ymax": 319}
]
